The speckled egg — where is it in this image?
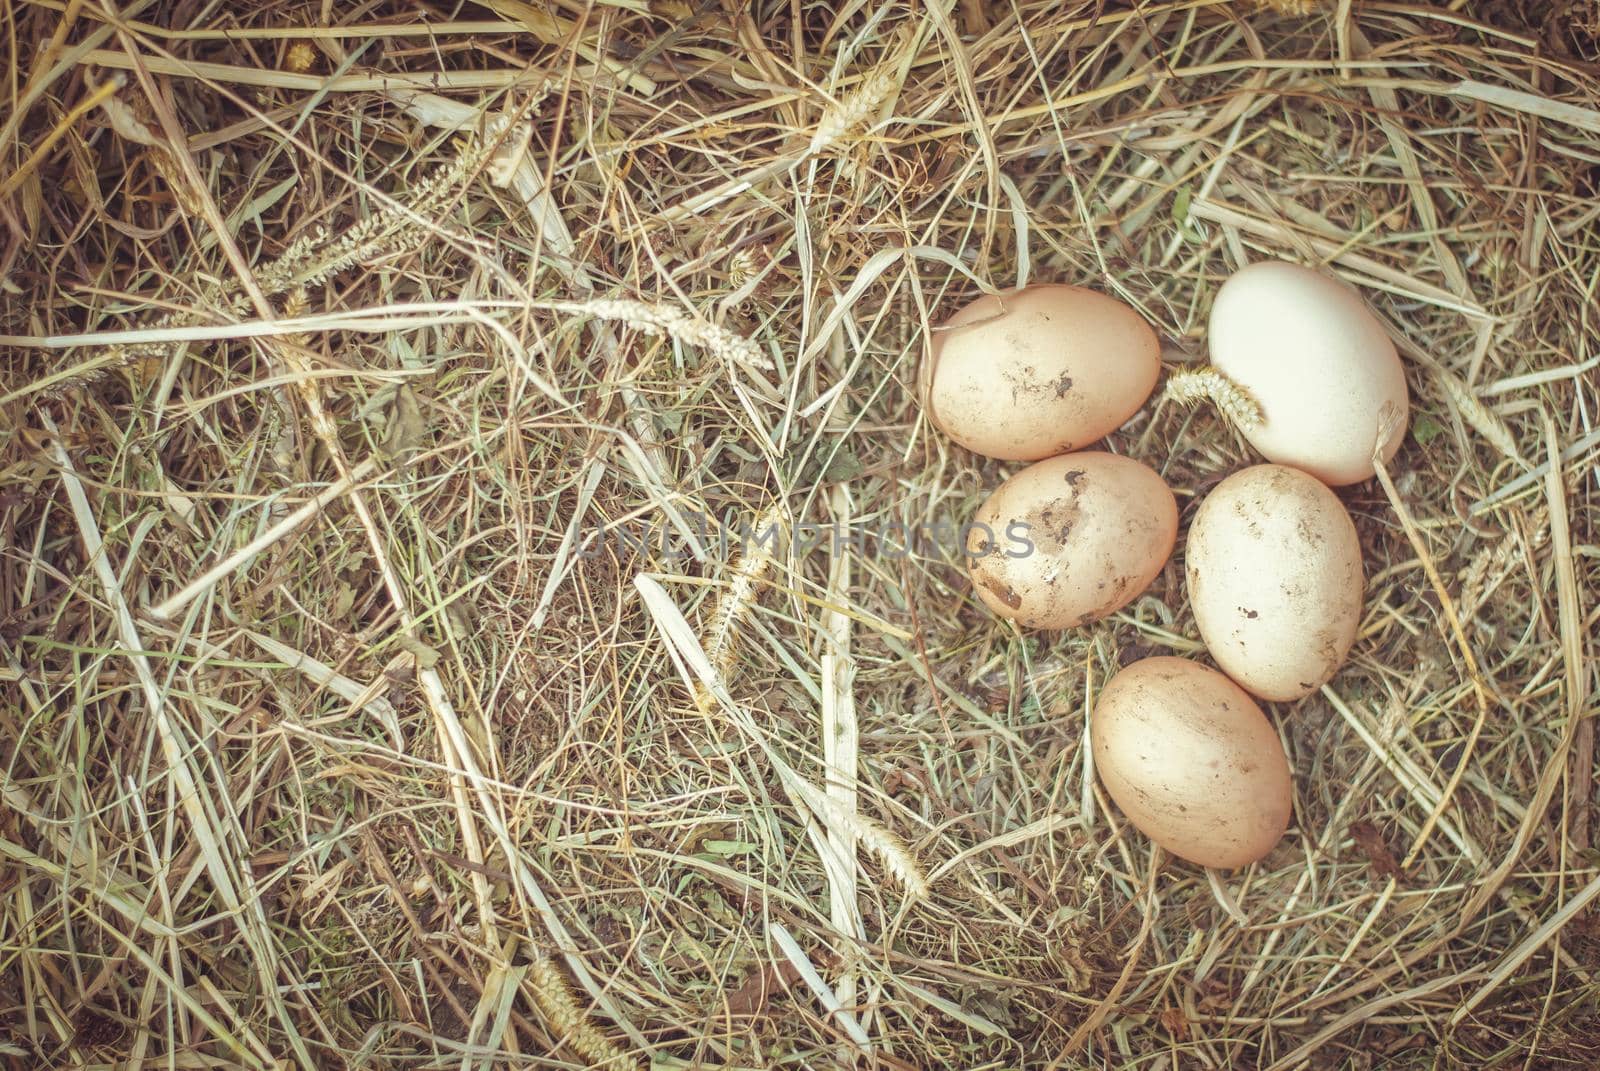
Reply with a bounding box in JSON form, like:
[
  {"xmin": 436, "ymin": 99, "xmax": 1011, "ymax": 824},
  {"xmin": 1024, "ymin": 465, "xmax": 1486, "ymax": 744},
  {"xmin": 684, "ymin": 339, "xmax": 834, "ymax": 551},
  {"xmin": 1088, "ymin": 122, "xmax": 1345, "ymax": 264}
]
[
  {"xmin": 925, "ymin": 285, "xmax": 1160, "ymax": 460},
  {"xmin": 1092, "ymin": 656, "xmax": 1293, "ymax": 869},
  {"xmin": 966, "ymin": 452, "xmax": 1177, "ymax": 629},
  {"xmin": 1185, "ymin": 464, "xmax": 1364, "ymax": 701}
]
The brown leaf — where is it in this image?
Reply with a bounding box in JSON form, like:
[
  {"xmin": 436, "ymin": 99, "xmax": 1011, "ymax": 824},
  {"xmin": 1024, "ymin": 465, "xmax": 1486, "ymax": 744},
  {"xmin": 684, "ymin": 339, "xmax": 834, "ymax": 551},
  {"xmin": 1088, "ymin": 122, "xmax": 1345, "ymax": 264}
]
[
  {"xmin": 1350, "ymin": 821, "xmax": 1405, "ymax": 882},
  {"xmin": 724, "ymin": 960, "xmax": 800, "ymax": 1018},
  {"xmin": 1195, "ymin": 977, "xmax": 1234, "ymax": 1013},
  {"xmin": 1159, "ymin": 1006, "xmax": 1188, "ymax": 1040},
  {"xmin": 380, "ymin": 383, "xmax": 427, "ymax": 460}
]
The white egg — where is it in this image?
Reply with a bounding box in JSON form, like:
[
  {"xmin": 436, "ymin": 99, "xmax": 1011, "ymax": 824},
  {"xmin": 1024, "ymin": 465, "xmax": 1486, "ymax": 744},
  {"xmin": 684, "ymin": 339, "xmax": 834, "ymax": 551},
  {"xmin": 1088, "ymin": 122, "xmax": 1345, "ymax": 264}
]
[{"xmin": 1208, "ymin": 260, "xmax": 1410, "ymax": 486}]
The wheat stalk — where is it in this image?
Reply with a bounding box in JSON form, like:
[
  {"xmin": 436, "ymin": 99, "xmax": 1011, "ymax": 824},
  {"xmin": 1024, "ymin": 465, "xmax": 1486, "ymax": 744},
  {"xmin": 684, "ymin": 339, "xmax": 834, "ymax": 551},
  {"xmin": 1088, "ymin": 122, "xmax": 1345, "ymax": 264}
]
[
  {"xmin": 534, "ymin": 297, "xmax": 775, "ymax": 373},
  {"xmin": 95, "ymin": 83, "xmax": 208, "ymax": 217},
  {"xmin": 676, "ymin": 504, "xmax": 929, "ymax": 900},
  {"xmin": 853, "ymin": 813, "xmax": 930, "ymax": 899},
  {"xmin": 1248, "ymin": 0, "xmax": 1322, "ymax": 12},
  {"xmin": 810, "ymin": 65, "xmax": 899, "ymax": 154},
  {"xmin": 785, "ymin": 766, "xmax": 930, "ymax": 899},
  {"xmin": 256, "ymin": 145, "xmax": 486, "ymax": 297},
  {"xmin": 1432, "ymin": 364, "xmax": 1527, "ymax": 467},
  {"xmin": 263, "ymin": 246, "xmax": 641, "ymax": 1071},
  {"xmin": 1164, "ymin": 366, "xmax": 1264, "ymax": 431},
  {"xmin": 829, "ymin": 805, "xmax": 930, "ymax": 900},
  {"xmin": 526, "ymin": 948, "xmax": 635, "ymax": 1068},
  {"xmin": 1459, "ymin": 503, "xmax": 1550, "ymax": 622},
  {"xmin": 253, "ymin": 230, "xmax": 650, "ymax": 1071},
  {"xmin": 693, "ymin": 502, "xmax": 786, "ymax": 714},
  {"xmin": 284, "ymin": 41, "xmax": 316, "ymax": 74},
  {"xmin": 31, "ymin": 121, "xmax": 499, "ymax": 401}
]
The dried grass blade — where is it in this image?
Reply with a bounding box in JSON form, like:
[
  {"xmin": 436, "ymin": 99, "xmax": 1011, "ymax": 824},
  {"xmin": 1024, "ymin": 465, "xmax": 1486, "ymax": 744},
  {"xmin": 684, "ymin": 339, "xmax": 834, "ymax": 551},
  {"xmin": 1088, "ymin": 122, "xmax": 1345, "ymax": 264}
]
[
  {"xmin": 1541, "ymin": 414, "xmax": 1592, "ymax": 850},
  {"xmin": 821, "ymin": 486, "xmax": 864, "ymax": 978},
  {"xmin": 42, "ymin": 416, "xmax": 315, "ymax": 1069},
  {"xmin": 634, "ymin": 574, "xmax": 928, "ymax": 900},
  {"xmin": 1367, "ymin": 411, "xmax": 1498, "ymax": 868},
  {"xmin": 768, "ymin": 922, "xmax": 871, "ymax": 1049},
  {"xmin": 240, "ymin": 629, "xmax": 404, "ymax": 747},
  {"xmin": 149, "ymin": 459, "xmax": 378, "ymax": 620},
  {"xmin": 1452, "ymin": 869, "xmax": 1600, "ymax": 1025}
]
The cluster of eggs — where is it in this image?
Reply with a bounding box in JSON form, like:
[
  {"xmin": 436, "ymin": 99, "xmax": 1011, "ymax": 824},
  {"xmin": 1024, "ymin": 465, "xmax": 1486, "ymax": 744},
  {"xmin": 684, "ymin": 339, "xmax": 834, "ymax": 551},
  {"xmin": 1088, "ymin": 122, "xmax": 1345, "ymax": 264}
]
[{"xmin": 924, "ymin": 261, "xmax": 1409, "ymax": 869}]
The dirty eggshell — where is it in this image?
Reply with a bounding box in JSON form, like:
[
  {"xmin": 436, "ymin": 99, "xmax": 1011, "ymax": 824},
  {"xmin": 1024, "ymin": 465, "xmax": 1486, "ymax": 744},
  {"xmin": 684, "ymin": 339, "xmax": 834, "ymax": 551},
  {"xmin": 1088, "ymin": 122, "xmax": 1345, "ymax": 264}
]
[
  {"xmin": 1208, "ymin": 260, "xmax": 1410, "ymax": 486},
  {"xmin": 1186, "ymin": 464, "xmax": 1364, "ymax": 701},
  {"xmin": 925, "ymin": 285, "xmax": 1160, "ymax": 461},
  {"xmin": 1092, "ymin": 657, "xmax": 1293, "ymax": 869},
  {"xmin": 966, "ymin": 452, "xmax": 1177, "ymax": 629}
]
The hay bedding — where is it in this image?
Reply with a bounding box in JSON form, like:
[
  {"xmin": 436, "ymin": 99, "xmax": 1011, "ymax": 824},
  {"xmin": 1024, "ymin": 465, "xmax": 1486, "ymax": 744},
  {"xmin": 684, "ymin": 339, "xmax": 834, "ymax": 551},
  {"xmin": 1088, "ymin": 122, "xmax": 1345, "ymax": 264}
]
[{"xmin": 1, "ymin": 0, "xmax": 1597, "ymax": 1067}]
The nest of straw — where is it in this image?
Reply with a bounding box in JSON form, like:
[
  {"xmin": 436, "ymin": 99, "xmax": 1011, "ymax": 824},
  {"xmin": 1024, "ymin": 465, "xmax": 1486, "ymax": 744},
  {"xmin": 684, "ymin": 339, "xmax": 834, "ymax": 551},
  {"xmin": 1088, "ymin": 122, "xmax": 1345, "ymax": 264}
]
[{"xmin": 2, "ymin": 1, "xmax": 1597, "ymax": 1067}]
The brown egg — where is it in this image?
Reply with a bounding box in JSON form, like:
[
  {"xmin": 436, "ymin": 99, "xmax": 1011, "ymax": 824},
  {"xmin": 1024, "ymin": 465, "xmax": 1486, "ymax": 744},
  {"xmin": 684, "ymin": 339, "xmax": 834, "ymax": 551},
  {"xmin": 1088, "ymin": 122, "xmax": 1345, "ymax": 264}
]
[
  {"xmin": 1208, "ymin": 260, "xmax": 1410, "ymax": 486},
  {"xmin": 1092, "ymin": 657, "xmax": 1293, "ymax": 869},
  {"xmin": 924, "ymin": 284, "xmax": 1160, "ymax": 460},
  {"xmin": 966, "ymin": 452, "xmax": 1177, "ymax": 629},
  {"xmin": 1185, "ymin": 465, "xmax": 1364, "ymax": 701}
]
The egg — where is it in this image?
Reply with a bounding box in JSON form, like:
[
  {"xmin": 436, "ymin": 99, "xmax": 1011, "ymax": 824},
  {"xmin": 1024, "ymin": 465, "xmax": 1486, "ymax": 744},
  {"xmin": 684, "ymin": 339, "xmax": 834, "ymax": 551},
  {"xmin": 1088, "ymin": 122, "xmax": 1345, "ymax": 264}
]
[
  {"xmin": 924, "ymin": 284, "xmax": 1160, "ymax": 460},
  {"xmin": 966, "ymin": 452, "xmax": 1177, "ymax": 629},
  {"xmin": 1208, "ymin": 260, "xmax": 1410, "ymax": 486},
  {"xmin": 1092, "ymin": 656, "xmax": 1293, "ymax": 868},
  {"xmin": 1185, "ymin": 464, "xmax": 1364, "ymax": 702}
]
